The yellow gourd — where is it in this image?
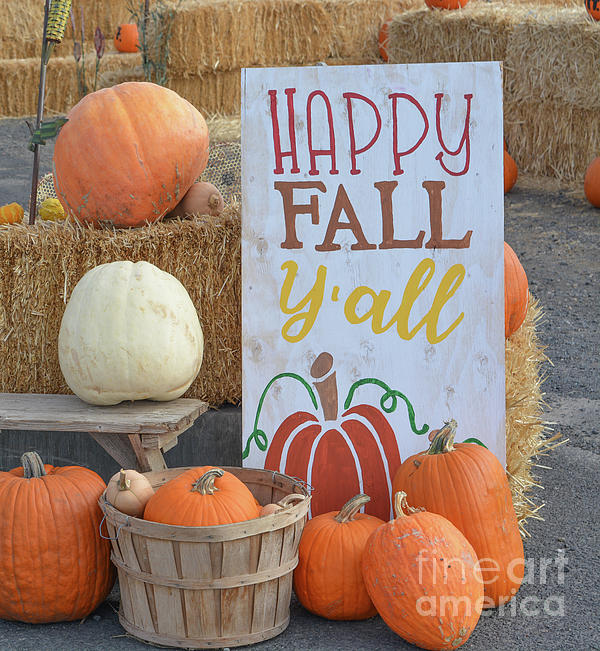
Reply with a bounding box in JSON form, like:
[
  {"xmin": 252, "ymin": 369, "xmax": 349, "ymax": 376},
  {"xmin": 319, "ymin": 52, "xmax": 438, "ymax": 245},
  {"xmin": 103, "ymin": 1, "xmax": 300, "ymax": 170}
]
[{"xmin": 39, "ymin": 198, "xmax": 66, "ymax": 221}]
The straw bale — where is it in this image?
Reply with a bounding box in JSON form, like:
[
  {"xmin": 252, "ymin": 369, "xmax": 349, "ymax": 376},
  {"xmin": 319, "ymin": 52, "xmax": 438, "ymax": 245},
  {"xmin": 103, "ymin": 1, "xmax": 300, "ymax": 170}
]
[
  {"xmin": 0, "ymin": 211, "xmax": 241, "ymax": 407},
  {"xmin": 167, "ymin": 0, "xmax": 406, "ymax": 76},
  {"xmin": 0, "ymin": 0, "xmax": 136, "ymax": 59},
  {"xmin": 504, "ymin": 99, "xmax": 599, "ymax": 182},
  {"xmin": 382, "ymin": 5, "xmax": 524, "ymax": 69},
  {"xmin": 0, "ymin": 52, "xmax": 142, "ymax": 118},
  {"xmin": 505, "ymin": 6, "xmax": 600, "ymax": 110},
  {"xmin": 505, "ymin": 296, "xmax": 559, "ymax": 535}
]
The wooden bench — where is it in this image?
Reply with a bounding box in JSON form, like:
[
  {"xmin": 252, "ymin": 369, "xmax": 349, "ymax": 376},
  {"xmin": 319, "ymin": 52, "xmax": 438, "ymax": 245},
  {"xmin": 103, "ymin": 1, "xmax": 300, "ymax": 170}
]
[{"xmin": 0, "ymin": 393, "xmax": 208, "ymax": 472}]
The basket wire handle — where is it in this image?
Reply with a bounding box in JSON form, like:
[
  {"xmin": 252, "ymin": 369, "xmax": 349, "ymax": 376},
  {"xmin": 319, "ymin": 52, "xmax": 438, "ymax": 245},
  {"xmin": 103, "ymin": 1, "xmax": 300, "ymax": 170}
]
[{"xmin": 99, "ymin": 513, "xmax": 131, "ymax": 541}]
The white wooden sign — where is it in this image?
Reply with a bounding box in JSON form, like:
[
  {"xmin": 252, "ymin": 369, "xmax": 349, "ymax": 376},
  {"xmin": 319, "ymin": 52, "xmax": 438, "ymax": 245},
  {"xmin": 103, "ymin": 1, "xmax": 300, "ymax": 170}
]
[{"xmin": 241, "ymin": 62, "xmax": 504, "ymax": 520}]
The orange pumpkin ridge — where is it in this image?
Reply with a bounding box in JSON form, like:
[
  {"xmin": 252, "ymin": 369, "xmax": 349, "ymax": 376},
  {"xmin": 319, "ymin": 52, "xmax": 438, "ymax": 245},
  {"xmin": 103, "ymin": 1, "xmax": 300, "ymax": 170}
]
[
  {"xmin": 53, "ymin": 81, "xmax": 209, "ymax": 228},
  {"xmin": 293, "ymin": 494, "xmax": 385, "ymax": 621},
  {"xmin": 362, "ymin": 491, "xmax": 483, "ymax": 650},
  {"xmin": 504, "ymin": 241, "xmax": 529, "ymax": 338},
  {"xmin": 391, "ymin": 420, "xmax": 524, "ymax": 609},
  {"xmin": 143, "ymin": 466, "xmax": 260, "ymax": 526},
  {"xmin": 584, "ymin": 156, "xmax": 600, "ymax": 207},
  {"xmin": 0, "ymin": 452, "xmax": 115, "ymax": 623},
  {"xmin": 504, "ymin": 149, "xmax": 518, "ymax": 194}
]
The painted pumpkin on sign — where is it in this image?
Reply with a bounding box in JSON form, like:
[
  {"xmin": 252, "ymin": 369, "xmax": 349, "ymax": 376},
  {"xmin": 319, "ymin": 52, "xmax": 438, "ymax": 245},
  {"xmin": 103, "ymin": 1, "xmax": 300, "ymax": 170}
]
[
  {"xmin": 585, "ymin": 0, "xmax": 600, "ymax": 20},
  {"xmin": 248, "ymin": 352, "xmax": 428, "ymax": 521}
]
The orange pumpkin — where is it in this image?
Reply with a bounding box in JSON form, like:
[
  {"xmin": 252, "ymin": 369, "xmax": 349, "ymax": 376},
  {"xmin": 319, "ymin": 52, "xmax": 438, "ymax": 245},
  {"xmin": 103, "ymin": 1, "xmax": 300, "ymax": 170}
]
[
  {"xmin": 378, "ymin": 20, "xmax": 391, "ymax": 61},
  {"xmin": 585, "ymin": 0, "xmax": 600, "ymax": 20},
  {"xmin": 425, "ymin": 0, "xmax": 469, "ymax": 9},
  {"xmin": 504, "ymin": 149, "xmax": 518, "ymax": 193},
  {"xmin": 392, "ymin": 420, "xmax": 524, "ymax": 608},
  {"xmin": 362, "ymin": 492, "xmax": 483, "ymax": 650},
  {"xmin": 0, "ymin": 452, "xmax": 115, "ymax": 623},
  {"xmin": 53, "ymin": 81, "xmax": 209, "ymax": 227},
  {"xmin": 0, "ymin": 202, "xmax": 24, "ymax": 225},
  {"xmin": 143, "ymin": 467, "xmax": 260, "ymax": 526},
  {"xmin": 294, "ymin": 494, "xmax": 385, "ymax": 620},
  {"xmin": 504, "ymin": 241, "xmax": 529, "ymax": 338},
  {"xmin": 114, "ymin": 23, "xmax": 140, "ymax": 52},
  {"xmin": 584, "ymin": 156, "xmax": 600, "ymax": 207}
]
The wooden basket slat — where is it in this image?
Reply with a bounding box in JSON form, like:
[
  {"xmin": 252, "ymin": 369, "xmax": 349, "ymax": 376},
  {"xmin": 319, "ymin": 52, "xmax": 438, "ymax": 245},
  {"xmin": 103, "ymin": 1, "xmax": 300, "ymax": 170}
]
[
  {"xmin": 101, "ymin": 466, "xmax": 311, "ymax": 648},
  {"xmin": 251, "ymin": 578, "xmax": 279, "ymax": 634},
  {"xmin": 147, "ymin": 539, "xmax": 187, "ymax": 637}
]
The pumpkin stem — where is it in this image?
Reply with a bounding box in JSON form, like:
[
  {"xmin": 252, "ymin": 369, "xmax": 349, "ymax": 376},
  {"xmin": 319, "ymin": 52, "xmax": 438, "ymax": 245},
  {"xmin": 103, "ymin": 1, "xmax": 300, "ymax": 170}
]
[
  {"xmin": 393, "ymin": 491, "xmax": 424, "ymax": 518},
  {"xmin": 427, "ymin": 419, "xmax": 457, "ymax": 455},
  {"xmin": 311, "ymin": 352, "xmax": 338, "ymax": 421},
  {"xmin": 118, "ymin": 469, "xmax": 131, "ymax": 491},
  {"xmin": 334, "ymin": 493, "xmax": 371, "ymax": 523},
  {"xmin": 277, "ymin": 493, "xmax": 306, "ymax": 508},
  {"xmin": 21, "ymin": 451, "xmax": 47, "ymax": 478},
  {"xmin": 191, "ymin": 468, "xmax": 224, "ymax": 495}
]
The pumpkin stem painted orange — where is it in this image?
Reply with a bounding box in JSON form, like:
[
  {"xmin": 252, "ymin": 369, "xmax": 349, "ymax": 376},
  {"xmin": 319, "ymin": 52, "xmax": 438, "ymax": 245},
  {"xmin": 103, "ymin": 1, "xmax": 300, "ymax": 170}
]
[
  {"xmin": 191, "ymin": 468, "xmax": 224, "ymax": 494},
  {"xmin": 334, "ymin": 493, "xmax": 371, "ymax": 523},
  {"xmin": 21, "ymin": 451, "xmax": 47, "ymax": 478},
  {"xmin": 118, "ymin": 468, "xmax": 131, "ymax": 491},
  {"xmin": 427, "ymin": 419, "xmax": 457, "ymax": 455},
  {"xmin": 392, "ymin": 491, "xmax": 424, "ymax": 518}
]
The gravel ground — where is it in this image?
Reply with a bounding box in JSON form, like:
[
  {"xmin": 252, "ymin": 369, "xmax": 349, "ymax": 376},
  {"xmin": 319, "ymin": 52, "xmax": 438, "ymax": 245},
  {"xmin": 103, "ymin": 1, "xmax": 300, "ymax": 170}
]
[{"xmin": 1, "ymin": 117, "xmax": 599, "ymax": 650}]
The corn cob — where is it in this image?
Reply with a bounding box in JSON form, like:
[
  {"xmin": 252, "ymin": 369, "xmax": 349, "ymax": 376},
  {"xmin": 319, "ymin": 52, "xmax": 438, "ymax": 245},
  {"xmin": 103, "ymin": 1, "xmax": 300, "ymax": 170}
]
[{"xmin": 46, "ymin": 0, "xmax": 72, "ymax": 43}]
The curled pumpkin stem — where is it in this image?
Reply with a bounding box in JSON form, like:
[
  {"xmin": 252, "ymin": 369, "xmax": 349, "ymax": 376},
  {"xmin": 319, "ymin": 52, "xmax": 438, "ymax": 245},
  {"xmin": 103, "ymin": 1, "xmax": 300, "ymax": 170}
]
[
  {"xmin": 21, "ymin": 452, "xmax": 47, "ymax": 478},
  {"xmin": 427, "ymin": 419, "xmax": 457, "ymax": 455},
  {"xmin": 334, "ymin": 494, "xmax": 370, "ymax": 523},
  {"xmin": 393, "ymin": 491, "xmax": 425, "ymax": 518},
  {"xmin": 191, "ymin": 468, "xmax": 224, "ymax": 495},
  {"xmin": 277, "ymin": 493, "xmax": 306, "ymax": 508}
]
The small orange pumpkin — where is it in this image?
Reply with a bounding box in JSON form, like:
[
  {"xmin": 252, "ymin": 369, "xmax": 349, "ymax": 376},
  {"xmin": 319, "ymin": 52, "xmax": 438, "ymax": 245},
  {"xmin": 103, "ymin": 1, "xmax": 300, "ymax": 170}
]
[
  {"xmin": 362, "ymin": 492, "xmax": 483, "ymax": 649},
  {"xmin": 504, "ymin": 149, "xmax": 518, "ymax": 193},
  {"xmin": 392, "ymin": 420, "xmax": 524, "ymax": 608},
  {"xmin": 378, "ymin": 20, "xmax": 392, "ymax": 61},
  {"xmin": 425, "ymin": 0, "xmax": 469, "ymax": 9},
  {"xmin": 143, "ymin": 466, "xmax": 260, "ymax": 526},
  {"xmin": 585, "ymin": 0, "xmax": 600, "ymax": 20},
  {"xmin": 584, "ymin": 156, "xmax": 600, "ymax": 207},
  {"xmin": 294, "ymin": 494, "xmax": 385, "ymax": 621},
  {"xmin": 0, "ymin": 202, "xmax": 24, "ymax": 225},
  {"xmin": 114, "ymin": 23, "xmax": 139, "ymax": 53},
  {"xmin": 504, "ymin": 241, "xmax": 529, "ymax": 338}
]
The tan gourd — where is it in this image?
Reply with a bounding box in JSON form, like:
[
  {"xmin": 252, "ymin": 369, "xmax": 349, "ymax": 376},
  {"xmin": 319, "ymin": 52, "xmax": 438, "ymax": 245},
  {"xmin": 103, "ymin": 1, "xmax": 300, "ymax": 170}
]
[
  {"xmin": 259, "ymin": 494, "xmax": 306, "ymax": 517},
  {"xmin": 106, "ymin": 469, "xmax": 155, "ymax": 518}
]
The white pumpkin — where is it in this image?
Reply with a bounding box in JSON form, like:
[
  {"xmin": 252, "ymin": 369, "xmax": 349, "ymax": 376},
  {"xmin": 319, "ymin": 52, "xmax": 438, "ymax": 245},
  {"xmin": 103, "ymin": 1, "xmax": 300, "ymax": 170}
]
[{"xmin": 58, "ymin": 260, "xmax": 204, "ymax": 405}]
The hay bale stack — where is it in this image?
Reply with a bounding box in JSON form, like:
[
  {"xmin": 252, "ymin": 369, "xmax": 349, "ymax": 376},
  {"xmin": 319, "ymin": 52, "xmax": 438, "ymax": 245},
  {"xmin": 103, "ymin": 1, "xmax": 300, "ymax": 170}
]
[
  {"xmin": 0, "ymin": 0, "xmax": 137, "ymax": 59},
  {"xmin": 0, "ymin": 214, "xmax": 552, "ymax": 531},
  {"xmin": 383, "ymin": 3, "xmax": 600, "ymax": 182},
  {"xmin": 0, "ymin": 52, "xmax": 141, "ymax": 117}
]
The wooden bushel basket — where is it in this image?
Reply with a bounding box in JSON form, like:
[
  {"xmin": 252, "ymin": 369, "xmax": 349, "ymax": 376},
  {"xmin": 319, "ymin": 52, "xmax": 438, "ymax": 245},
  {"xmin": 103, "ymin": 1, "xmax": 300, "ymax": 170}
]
[{"xmin": 99, "ymin": 466, "xmax": 311, "ymax": 648}]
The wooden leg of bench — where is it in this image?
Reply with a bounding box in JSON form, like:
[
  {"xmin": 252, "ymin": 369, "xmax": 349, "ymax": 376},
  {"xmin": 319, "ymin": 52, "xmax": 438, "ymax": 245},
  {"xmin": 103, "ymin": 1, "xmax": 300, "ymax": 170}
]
[
  {"xmin": 128, "ymin": 434, "xmax": 167, "ymax": 472},
  {"xmin": 88, "ymin": 432, "xmax": 138, "ymax": 470}
]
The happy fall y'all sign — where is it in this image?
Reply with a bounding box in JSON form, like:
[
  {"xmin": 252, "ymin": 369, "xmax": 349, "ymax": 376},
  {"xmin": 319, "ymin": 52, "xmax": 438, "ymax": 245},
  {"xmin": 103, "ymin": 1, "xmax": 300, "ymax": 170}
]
[{"xmin": 241, "ymin": 62, "xmax": 505, "ymax": 520}]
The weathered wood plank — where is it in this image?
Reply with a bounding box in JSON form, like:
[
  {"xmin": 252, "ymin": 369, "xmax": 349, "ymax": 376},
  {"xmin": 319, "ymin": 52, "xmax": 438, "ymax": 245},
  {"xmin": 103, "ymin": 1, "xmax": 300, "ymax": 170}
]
[{"xmin": 0, "ymin": 393, "xmax": 208, "ymax": 434}]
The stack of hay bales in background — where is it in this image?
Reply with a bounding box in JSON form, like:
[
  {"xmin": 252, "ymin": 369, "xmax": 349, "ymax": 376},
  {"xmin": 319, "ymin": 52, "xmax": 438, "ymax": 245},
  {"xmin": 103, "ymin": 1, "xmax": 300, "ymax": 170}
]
[
  {"xmin": 0, "ymin": 0, "xmax": 141, "ymax": 116},
  {"xmin": 382, "ymin": 3, "xmax": 600, "ymax": 184}
]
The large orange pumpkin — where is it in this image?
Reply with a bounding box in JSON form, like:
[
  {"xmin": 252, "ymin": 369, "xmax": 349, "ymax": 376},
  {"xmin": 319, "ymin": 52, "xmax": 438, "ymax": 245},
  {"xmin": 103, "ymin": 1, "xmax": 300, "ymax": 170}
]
[
  {"xmin": 0, "ymin": 452, "xmax": 115, "ymax": 623},
  {"xmin": 392, "ymin": 420, "xmax": 524, "ymax": 608},
  {"xmin": 143, "ymin": 466, "xmax": 260, "ymax": 526},
  {"xmin": 53, "ymin": 81, "xmax": 209, "ymax": 227},
  {"xmin": 504, "ymin": 149, "xmax": 518, "ymax": 193},
  {"xmin": 504, "ymin": 241, "xmax": 529, "ymax": 338},
  {"xmin": 293, "ymin": 494, "xmax": 385, "ymax": 620},
  {"xmin": 362, "ymin": 492, "xmax": 483, "ymax": 650},
  {"xmin": 584, "ymin": 156, "xmax": 600, "ymax": 207}
]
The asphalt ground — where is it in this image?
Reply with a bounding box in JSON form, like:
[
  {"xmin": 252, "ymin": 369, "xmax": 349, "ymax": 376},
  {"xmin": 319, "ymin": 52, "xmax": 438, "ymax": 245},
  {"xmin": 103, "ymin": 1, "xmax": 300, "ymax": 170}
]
[{"xmin": 0, "ymin": 117, "xmax": 599, "ymax": 650}]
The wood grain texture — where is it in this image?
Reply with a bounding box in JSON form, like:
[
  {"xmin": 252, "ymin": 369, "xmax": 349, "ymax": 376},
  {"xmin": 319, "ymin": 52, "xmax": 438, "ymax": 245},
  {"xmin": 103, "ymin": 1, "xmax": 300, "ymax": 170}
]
[{"xmin": 0, "ymin": 393, "xmax": 208, "ymax": 434}]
